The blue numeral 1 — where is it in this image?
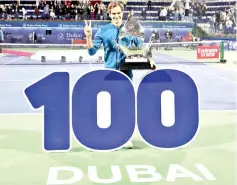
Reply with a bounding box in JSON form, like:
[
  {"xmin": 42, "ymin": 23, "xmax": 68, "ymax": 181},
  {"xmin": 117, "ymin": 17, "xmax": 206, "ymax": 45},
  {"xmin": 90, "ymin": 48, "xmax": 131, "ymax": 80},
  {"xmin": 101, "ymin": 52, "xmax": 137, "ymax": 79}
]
[{"xmin": 25, "ymin": 72, "xmax": 70, "ymax": 151}]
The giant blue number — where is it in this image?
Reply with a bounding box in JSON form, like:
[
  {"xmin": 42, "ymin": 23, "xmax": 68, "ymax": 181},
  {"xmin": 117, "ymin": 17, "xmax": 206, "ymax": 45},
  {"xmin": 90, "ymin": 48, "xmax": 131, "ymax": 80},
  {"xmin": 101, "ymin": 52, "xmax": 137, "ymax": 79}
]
[
  {"xmin": 25, "ymin": 72, "xmax": 70, "ymax": 151},
  {"xmin": 24, "ymin": 69, "xmax": 199, "ymax": 152}
]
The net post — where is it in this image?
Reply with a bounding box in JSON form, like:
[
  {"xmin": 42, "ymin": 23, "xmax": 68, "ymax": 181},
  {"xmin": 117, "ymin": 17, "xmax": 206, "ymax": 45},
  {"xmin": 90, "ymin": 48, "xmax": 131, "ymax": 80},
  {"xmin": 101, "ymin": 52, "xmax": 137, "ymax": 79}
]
[{"xmin": 220, "ymin": 41, "xmax": 226, "ymax": 63}]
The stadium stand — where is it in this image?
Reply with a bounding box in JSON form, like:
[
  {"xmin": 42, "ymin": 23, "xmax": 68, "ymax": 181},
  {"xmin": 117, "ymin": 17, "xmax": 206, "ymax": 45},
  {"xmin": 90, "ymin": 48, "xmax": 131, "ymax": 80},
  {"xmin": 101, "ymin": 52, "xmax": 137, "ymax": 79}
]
[{"xmin": 0, "ymin": 0, "xmax": 236, "ymax": 34}]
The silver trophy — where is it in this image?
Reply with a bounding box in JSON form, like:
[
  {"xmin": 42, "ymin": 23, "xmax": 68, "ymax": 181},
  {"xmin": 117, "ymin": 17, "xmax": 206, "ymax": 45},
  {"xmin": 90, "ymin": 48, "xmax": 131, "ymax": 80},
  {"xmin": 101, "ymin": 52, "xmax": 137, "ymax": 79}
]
[{"xmin": 115, "ymin": 16, "xmax": 156, "ymax": 70}]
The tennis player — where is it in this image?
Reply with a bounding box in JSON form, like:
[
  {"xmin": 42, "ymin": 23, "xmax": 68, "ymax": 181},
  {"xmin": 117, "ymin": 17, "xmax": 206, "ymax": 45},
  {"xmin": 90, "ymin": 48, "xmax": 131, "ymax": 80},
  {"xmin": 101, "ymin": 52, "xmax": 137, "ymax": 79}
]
[
  {"xmin": 84, "ymin": 1, "xmax": 135, "ymax": 80},
  {"xmin": 84, "ymin": 1, "xmax": 136, "ymax": 149}
]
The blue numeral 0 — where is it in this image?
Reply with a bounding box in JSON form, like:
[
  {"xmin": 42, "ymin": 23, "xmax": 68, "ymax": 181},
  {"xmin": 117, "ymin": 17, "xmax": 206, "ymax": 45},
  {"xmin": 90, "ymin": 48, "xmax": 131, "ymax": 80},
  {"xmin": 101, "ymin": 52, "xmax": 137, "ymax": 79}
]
[
  {"xmin": 72, "ymin": 70, "xmax": 135, "ymax": 151},
  {"xmin": 137, "ymin": 69, "xmax": 199, "ymax": 149},
  {"xmin": 24, "ymin": 69, "xmax": 199, "ymax": 151}
]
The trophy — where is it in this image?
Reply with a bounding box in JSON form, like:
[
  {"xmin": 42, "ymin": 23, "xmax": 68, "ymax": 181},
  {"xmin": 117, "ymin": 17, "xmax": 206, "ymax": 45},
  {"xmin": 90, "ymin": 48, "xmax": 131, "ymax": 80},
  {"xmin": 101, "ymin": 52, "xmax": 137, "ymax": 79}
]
[{"xmin": 115, "ymin": 16, "xmax": 156, "ymax": 70}]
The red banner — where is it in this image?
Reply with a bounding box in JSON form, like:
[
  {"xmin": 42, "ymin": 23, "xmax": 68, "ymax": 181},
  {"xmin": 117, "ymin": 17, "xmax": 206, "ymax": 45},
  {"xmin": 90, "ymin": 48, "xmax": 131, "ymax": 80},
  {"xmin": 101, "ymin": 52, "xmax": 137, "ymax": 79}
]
[{"xmin": 196, "ymin": 45, "xmax": 220, "ymax": 59}]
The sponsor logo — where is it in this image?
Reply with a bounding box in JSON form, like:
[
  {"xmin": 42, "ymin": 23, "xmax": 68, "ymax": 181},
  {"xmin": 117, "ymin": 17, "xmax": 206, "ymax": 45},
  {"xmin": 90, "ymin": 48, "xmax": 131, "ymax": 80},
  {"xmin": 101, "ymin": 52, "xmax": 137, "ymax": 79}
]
[
  {"xmin": 46, "ymin": 164, "xmax": 216, "ymax": 184},
  {"xmin": 196, "ymin": 46, "xmax": 220, "ymax": 59},
  {"xmin": 66, "ymin": 33, "xmax": 82, "ymax": 38},
  {"xmin": 57, "ymin": 33, "xmax": 64, "ymax": 40},
  {"xmin": 197, "ymin": 48, "xmax": 219, "ymax": 53}
]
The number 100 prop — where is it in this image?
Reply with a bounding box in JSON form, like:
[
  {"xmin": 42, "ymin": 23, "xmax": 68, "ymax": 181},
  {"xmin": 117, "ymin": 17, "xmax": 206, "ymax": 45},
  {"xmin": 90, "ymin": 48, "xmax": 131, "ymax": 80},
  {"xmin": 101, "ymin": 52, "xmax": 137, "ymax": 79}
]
[{"xmin": 24, "ymin": 69, "xmax": 199, "ymax": 152}]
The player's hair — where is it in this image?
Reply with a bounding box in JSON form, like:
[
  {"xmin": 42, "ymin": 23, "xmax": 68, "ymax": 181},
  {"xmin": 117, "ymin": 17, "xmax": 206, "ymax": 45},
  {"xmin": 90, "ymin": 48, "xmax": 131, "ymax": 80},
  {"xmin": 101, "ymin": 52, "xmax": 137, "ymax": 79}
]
[{"xmin": 107, "ymin": 1, "xmax": 124, "ymax": 14}]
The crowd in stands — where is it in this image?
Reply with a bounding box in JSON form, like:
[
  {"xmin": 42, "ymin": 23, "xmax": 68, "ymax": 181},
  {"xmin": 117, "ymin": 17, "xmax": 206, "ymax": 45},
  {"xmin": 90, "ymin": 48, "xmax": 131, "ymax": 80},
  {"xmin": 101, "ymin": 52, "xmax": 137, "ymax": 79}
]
[
  {"xmin": 0, "ymin": 0, "xmax": 109, "ymax": 21},
  {"xmin": 0, "ymin": 0, "xmax": 208, "ymax": 21},
  {"xmin": 0, "ymin": 0, "xmax": 236, "ymax": 35},
  {"xmin": 209, "ymin": 6, "xmax": 236, "ymax": 34}
]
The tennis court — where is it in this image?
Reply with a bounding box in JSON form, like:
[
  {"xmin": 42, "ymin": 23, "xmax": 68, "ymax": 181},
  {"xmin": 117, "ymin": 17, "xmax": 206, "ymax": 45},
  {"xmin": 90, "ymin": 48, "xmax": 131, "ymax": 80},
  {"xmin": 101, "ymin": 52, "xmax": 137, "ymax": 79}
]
[{"xmin": 0, "ymin": 42, "xmax": 236, "ymax": 185}]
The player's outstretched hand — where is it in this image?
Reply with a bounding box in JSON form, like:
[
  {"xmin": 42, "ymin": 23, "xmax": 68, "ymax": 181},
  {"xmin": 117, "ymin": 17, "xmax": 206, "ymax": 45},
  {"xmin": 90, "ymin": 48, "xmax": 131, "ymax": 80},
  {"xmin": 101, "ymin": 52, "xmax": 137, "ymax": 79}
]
[{"xmin": 84, "ymin": 20, "xmax": 92, "ymax": 38}]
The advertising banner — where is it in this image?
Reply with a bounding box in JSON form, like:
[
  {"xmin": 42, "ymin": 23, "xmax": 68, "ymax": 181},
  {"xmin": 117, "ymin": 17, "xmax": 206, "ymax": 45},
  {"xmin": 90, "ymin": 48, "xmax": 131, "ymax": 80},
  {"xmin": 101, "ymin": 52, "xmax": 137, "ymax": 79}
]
[
  {"xmin": 225, "ymin": 40, "xmax": 237, "ymax": 50},
  {"xmin": 2, "ymin": 27, "xmax": 191, "ymax": 44},
  {"xmin": 196, "ymin": 45, "xmax": 220, "ymax": 59},
  {"xmin": 0, "ymin": 21, "xmax": 194, "ymax": 29},
  {"xmin": 202, "ymin": 39, "xmax": 237, "ymax": 51}
]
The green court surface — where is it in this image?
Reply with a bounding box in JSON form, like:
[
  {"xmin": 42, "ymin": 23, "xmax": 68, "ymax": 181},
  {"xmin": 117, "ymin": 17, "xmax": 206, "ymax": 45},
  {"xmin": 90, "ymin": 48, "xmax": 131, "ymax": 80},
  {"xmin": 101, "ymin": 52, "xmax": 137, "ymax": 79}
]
[{"xmin": 0, "ymin": 111, "xmax": 236, "ymax": 185}]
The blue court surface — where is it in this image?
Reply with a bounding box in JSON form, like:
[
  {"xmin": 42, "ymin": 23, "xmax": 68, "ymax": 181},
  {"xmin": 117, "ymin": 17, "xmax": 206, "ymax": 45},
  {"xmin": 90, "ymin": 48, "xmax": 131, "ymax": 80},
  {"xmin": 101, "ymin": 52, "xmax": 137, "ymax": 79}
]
[{"xmin": 0, "ymin": 51, "xmax": 236, "ymax": 113}]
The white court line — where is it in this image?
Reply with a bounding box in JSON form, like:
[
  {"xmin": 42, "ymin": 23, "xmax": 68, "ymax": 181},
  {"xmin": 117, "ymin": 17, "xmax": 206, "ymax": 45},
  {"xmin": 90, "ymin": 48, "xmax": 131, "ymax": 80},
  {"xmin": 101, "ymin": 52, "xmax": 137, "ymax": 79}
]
[
  {"xmin": 0, "ymin": 79, "xmax": 33, "ymax": 82},
  {"xmin": 208, "ymin": 62, "xmax": 237, "ymax": 73},
  {"xmin": 0, "ymin": 79, "xmax": 35, "ymax": 82},
  {"xmin": 201, "ymin": 110, "xmax": 236, "ymax": 112},
  {"xmin": 0, "ymin": 112, "xmax": 42, "ymax": 116},
  {"xmin": 155, "ymin": 54, "xmax": 237, "ymax": 85},
  {"xmin": 0, "ymin": 110, "xmax": 236, "ymax": 116},
  {"xmin": 0, "ymin": 56, "xmax": 25, "ymax": 66}
]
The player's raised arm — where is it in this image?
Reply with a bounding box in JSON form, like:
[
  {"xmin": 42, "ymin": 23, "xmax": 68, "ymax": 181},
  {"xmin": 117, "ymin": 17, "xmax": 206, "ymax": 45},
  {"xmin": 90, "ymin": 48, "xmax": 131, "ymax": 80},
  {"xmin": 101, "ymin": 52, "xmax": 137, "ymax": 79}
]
[
  {"xmin": 84, "ymin": 20, "xmax": 93, "ymax": 49},
  {"xmin": 84, "ymin": 20, "xmax": 103, "ymax": 56}
]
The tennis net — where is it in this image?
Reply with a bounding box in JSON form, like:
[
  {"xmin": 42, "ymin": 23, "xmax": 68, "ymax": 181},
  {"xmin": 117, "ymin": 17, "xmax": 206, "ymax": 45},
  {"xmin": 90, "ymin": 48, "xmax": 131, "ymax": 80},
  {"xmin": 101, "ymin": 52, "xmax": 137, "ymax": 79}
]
[
  {"xmin": 150, "ymin": 40, "xmax": 226, "ymax": 64},
  {"xmin": 0, "ymin": 40, "xmax": 226, "ymax": 65},
  {"xmin": 0, "ymin": 43, "xmax": 104, "ymax": 65}
]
